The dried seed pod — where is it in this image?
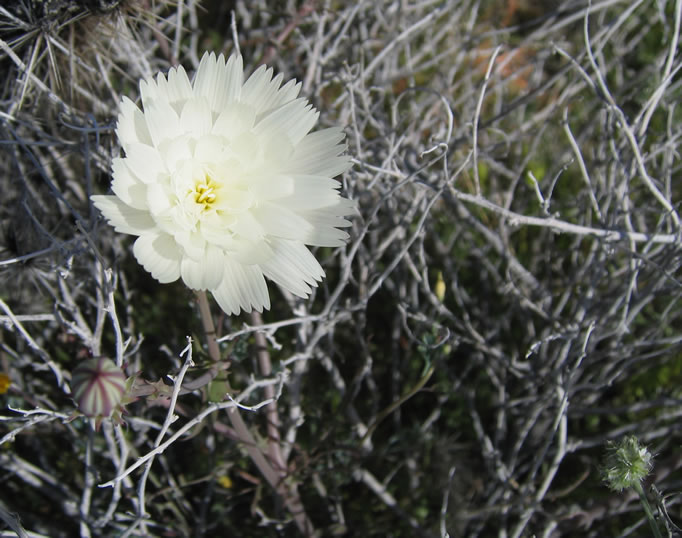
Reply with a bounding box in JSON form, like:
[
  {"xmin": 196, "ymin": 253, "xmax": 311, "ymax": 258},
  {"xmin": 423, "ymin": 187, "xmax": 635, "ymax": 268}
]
[{"xmin": 71, "ymin": 358, "xmax": 126, "ymax": 417}]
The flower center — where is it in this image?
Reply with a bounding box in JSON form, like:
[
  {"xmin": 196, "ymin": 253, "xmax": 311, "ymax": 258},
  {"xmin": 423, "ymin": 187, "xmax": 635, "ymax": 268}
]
[{"xmin": 193, "ymin": 176, "xmax": 219, "ymax": 210}]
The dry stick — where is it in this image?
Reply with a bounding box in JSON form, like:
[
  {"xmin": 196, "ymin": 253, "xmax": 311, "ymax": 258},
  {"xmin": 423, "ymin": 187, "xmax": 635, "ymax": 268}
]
[
  {"xmin": 583, "ymin": 1, "xmax": 680, "ymax": 229},
  {"xmin": 472, "ymin": 45, "xmax": 502, "ymax": 196},
  {"xmin": 142, "ymin": 0, "xmax": 177, "ymax": 67},
  {"xmin": 196, "ymin": 292, "xmax": 315, "ymax": 536},
  {"xmin": 0, "ymin": 501, "xmax": 29, "ymax": 538},
  {"xmin": 260, "ymin": 1, "xmax": 316, "ymax": 66},
  {"xmin": 252, "ymin": 311, "xmax": 313, "ymax": 536}
]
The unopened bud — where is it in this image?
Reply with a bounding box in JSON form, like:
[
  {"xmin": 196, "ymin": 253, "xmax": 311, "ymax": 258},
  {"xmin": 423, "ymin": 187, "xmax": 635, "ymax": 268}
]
[{"xmin": 72, "ymin": 358, "xmax": 126, "ymax": 418}]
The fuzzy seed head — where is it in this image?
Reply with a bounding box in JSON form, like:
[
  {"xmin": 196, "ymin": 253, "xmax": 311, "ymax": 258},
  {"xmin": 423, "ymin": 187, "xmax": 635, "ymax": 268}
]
[{"xmin": 602, "ymin": 435, "xmax": 653, "ymax": 492}]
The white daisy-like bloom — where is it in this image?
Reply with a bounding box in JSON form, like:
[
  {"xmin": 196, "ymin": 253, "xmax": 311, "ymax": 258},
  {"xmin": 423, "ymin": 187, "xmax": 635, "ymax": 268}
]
[{"xmin": 92, "ymin": 52, "xmax": 354, "ymax": 315}]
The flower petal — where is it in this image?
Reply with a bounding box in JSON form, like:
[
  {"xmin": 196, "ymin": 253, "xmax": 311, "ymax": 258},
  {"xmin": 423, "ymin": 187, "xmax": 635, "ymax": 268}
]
[
  {"xmin": 180, "ymin": 242, "xmax": 224, "ymax": 290},
  {"xmin": 157, "ymin": 134, "xmax": 194, "ymax": 170},
  {"xmin": 180, "ymin": 97, "xmax": 213, "ymax": 137},
  {"xmin": 111, "ymin": 158, "xmax": 148, "ymax": 210},
  {"xmin": 241, "ymin": 66, "xmax": 293, "ymax": 116},
  {"xmin": 133, "ymin": 233, "xmax": 182, "ymax": 283},
  {"xmin": 144, "ymin": 99, "xmax": 181, "ymax": 147},
  {"xmin": 255, "ymin": 98, "xmax": 318, "ymax": 146},
  {"xmin": 251, "ymin": 202, "xmax": 315, "ymax": 241},
  {"xmin": 283, "ymin": 128, "xmax": 351, "ymax": 177},
  {"xmin": 233, "ymin": 238, "xmax": 274, "ymax": 264},
  {"xmin": 194, "ymin": 53, "xmax": 244, "ymax": 113},
  {"xmin": 229, "ymin": 210, "xmax": 265, "ymax": 241},
  {"xmin": 116, "ymin": 96, "xmax": 152, "ymax": 147},
  {"xmin": 302, "ymin": 196, "xmax": 357, "ymax": 218},
  {"xmin": 268, "ymin": 78, "xmax": 302, "ymax": 110},
  {"xmin": 92, "ymin": 195, "xmax": 156, "ymax": 235},
  {"xmin": 201, "ymin": 230, "xmax": 273, "ymax": 265},
  {"xmin": 222, "ymin": 54, "xmax": 244, "ymax": 105},
  {"xmin": 124, "ymin": 143, "xmax": 166, "ymax": 184},
  {"xmin": 194, "ymin": 134, "xmax": 228, "ymax": 164},
  {"xmin": 166, "ymin": 64, "xmax": 193, "ymax": 103},
  {"xmin": 302, "ymin": 227, "xmax": 350, "ymax": 247},
  {"xmin": 203, "ymin": 243, "xmax": 225, "ymax": 288},
  {"xmin": 212, "ymin": 103, "xmax": 255, "ymax": 139},
  {"xmin": 272, "ymin": 175, "xmax": 341, "ymax": 209},
  {"xmin": 145, "ymin": 182, "xmax": 174, "ymax": 216},
  {"xmin": 174, "ymin": 230, "xmax": 207, "ymax": 260},
  {"xmin": 250, "ymin": 174, "xmax": 294, "ymax": 201},
  {"xmin": 139, "ymin": 76, "xmax": 162, "ymax": 111},
  {"xmin": 231, "ymin": 132, "xmax": 264, "ymax": 166},
  {"xmin": 260, "ymin": 239, "xmax": 324, "ymax": 298},
  {"xmin": 296, "ymin": 198, "xmax": 356, "ymax": 246},
  {"xmin": 212, "ymin": 260, "xmax": 270, "ymax": 315}
]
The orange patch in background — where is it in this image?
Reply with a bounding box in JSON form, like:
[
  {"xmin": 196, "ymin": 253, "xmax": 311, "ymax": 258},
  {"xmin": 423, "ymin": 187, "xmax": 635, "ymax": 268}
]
[
  {"xmin": 0, "ymin": 373, "xmax": 10, "ymax": 394},
  {"xmin": 472, "ymin": 42, "xmax": 537, "ymax": 93}
]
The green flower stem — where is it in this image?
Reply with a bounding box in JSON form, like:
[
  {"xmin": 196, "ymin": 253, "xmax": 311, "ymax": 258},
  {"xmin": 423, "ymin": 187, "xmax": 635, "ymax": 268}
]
[
  {"xmin": 196, "ymin": 291, "xmax": 316, "ymax": 536},
  {"xmin": 633, "ymin": 481, "xmax": 663, "ymax": 538}
]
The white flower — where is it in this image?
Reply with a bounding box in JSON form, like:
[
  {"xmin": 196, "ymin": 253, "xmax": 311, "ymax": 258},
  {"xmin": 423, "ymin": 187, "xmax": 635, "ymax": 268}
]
[{"xmin": 92, "ymin": 52, "xmax": 354, "ymax": 315}]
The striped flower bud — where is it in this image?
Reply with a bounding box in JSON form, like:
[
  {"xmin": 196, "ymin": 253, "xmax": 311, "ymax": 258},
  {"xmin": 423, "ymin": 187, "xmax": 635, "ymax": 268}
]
[{"xmin": 71, "ymin": 358, "xmax": 126, "ymax": 418}]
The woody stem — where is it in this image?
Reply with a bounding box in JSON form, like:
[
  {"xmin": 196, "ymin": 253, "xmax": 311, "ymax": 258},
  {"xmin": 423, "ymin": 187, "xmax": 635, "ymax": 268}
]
[{"xmin": 195, "ymin": 291, "xmax": 315, "ymax": 536}]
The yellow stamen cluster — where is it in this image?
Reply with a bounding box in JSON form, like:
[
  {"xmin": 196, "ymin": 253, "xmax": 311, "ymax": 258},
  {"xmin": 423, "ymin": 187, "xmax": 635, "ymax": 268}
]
[{"xmin": 194, "ymin": 178, "xmax": 218, "ymax": 209}]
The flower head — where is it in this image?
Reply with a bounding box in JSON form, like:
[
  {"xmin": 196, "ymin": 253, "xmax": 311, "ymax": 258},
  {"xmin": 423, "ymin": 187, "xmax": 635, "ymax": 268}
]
[
  {"xmin": 602, "ymin": 435, "xmax": 653, "ymax": 492},
  {"xmin": 92, "ymin": 52, "xmax": 354, "ymax": 314}
]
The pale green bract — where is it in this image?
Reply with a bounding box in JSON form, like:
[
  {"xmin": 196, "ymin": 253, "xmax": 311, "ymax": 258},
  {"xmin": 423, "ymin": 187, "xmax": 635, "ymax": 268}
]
[{"xmin": 92, "ymin": 52, "xmax": 353, "ymax": 314}]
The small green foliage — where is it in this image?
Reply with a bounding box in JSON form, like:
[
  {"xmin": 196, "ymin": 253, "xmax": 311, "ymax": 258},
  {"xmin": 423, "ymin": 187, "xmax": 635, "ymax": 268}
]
[
  {"xmin": 526, "ymin": 160, "xmax": 546, "ymax": 184},
  {"xmin": 208, "ymin": 372, "xmax": 230, "ymax": 403},
  {"xmin": 476, "ymin": 161, "xmax": 489, "ymax": 189}
]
